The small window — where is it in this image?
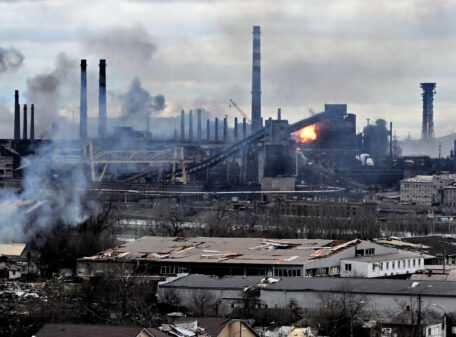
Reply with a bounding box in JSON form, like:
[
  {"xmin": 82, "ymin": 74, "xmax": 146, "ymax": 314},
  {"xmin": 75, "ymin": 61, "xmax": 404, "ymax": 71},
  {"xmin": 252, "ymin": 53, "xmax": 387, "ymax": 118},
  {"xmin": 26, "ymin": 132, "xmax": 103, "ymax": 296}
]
[
  {"xmin": 413, "ymin": 259, "xmax": 416, "ymax": 267},
  {"xmin": 372, "ymin": 264, "xmax": 376, "ymax": 271},
  {"xmin": 380, "ymin": 263, "xmax": 383, "ymax": 270},
  {"xmin": 392, "ymin": 261, "xmax": 395, "ymax": 269},
  {"xmin": 386, "ymin": 262, "xmax": 389, "ymax": 269},
  {"xmin": 408, "ymin": 260, "xmax": 411, "ymax": 267},
  {"xmin": 345, "ymin": 264, "xmax": 352, "ymax": 271}
]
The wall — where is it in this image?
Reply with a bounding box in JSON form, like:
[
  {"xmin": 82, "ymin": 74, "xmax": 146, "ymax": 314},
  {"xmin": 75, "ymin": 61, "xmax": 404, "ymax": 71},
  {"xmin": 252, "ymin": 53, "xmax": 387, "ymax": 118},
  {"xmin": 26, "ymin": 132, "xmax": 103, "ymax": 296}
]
[
  {"xmin": 260, "ymin": 289, "xmax": 456, "ymax": 317},
  {"xmin": 340, "ymin": 257, "xmax": 425, "ymax": 278},
  {"xmin": 219, "ymin": 321, "xmax": 257, "ymax": 337}
]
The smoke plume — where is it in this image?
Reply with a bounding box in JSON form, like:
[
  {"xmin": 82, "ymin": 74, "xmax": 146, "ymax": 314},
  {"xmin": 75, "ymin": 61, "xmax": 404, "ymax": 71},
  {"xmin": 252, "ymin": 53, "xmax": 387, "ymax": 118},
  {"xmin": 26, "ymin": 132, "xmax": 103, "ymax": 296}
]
[
  {"xmin": 118, "ymin": 77, "xmax": 166, "ymax": 131},
  {"xmin": 0, "ymin": 141, "xmax": 98, "ymax": 243},
  {"xmin": 0, "ymin": 46, "xmax": 24, "ymax": 73},
  {"xmin": 25, "ymin": 52, "xmax": 77, "ymax": 137},
  {"xmin": 80, "ymin": 25, "xmax": 157, "ymax": 66}
]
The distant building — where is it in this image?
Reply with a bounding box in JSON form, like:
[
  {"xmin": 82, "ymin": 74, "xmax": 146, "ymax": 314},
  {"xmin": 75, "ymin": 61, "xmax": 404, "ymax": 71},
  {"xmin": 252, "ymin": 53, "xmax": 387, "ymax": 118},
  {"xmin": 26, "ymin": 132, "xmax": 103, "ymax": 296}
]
[
  {"xmin": 400, "ymin": 174, "xmax": 456, "ymax": 205},
  {"xmin": 77, "ymin": 236, "xmax": 420, "ymax": 279}
]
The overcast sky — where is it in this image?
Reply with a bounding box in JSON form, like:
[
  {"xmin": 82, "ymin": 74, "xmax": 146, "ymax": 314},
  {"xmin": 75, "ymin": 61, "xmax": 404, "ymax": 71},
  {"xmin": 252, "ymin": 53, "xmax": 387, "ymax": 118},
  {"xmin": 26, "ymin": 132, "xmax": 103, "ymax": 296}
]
[{"xmin": 1, "ymin": 0, "xmax": 455, "ymax": 139}]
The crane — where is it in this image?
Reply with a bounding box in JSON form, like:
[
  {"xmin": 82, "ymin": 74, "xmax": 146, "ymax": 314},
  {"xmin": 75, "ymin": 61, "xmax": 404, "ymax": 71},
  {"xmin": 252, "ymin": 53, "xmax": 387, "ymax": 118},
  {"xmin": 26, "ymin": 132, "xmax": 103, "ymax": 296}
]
[{"xmin": 228, "ymin": 99, "xmax": 251, "ymax": 123}]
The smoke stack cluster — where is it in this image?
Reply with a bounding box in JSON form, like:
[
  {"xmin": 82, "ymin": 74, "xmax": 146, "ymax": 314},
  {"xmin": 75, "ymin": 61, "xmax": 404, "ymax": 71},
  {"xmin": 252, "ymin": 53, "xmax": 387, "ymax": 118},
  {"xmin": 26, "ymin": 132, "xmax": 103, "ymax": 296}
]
[
  {"xmin": 98, "ymin": 59, "xmax": 107, "ymax": 138},
  {"xmin": 80, "ymin": 59, "xmax": 88, "ymax": 140}
]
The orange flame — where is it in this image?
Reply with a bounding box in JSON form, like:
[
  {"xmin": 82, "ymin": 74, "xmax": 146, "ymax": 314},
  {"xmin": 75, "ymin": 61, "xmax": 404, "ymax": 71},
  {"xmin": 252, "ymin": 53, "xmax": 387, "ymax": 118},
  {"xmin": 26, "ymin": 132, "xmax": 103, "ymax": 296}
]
[{"xmin": 296, "ymin": 125, "xmax": 317, "ymax": 143}]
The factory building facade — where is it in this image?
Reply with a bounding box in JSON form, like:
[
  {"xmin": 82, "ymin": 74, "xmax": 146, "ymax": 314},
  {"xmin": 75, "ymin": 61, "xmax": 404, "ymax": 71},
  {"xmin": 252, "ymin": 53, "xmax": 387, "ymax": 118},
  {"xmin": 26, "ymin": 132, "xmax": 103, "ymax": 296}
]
[{"xmin": 400, "ymin": 174, "xmax": 456, "ymax": 205}]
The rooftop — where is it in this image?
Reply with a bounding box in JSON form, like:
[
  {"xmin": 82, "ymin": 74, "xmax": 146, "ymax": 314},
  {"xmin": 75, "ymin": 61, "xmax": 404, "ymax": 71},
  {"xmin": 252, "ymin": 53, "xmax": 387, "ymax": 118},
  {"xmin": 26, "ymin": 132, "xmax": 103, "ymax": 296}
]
[
  {"xmin": 34, "ymin": 324, "xmax": 142, "ymax": 337},
  {"xmin": 81, "ymin": 236, "xmax": 360, "ymax": 266},
  {"xmin": 341, "ymin": 251, "xmax": 428, "ymax": 263},
  {"xmin": 0, "ymin": 243, "xmax": 26, "ymax": 257},
  {"xmin": 401, "ymin": 175, "xmax": 433, "ymax": 183},
  {"xmin": 161, "ymin": 274, "xmax": 456, "ymax": 297}
]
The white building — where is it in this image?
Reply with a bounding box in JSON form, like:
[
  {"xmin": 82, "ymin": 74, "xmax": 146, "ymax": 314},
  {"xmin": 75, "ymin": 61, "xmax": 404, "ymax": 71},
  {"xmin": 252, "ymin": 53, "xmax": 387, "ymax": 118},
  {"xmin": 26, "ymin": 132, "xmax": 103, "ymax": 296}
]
[
  {"xmin": 400, "ymin": 174, "xmax": 456, "ymax": 205},
  {"xmin": 340, "ymin": 251, "xmax": 426, "ymax": 278}
]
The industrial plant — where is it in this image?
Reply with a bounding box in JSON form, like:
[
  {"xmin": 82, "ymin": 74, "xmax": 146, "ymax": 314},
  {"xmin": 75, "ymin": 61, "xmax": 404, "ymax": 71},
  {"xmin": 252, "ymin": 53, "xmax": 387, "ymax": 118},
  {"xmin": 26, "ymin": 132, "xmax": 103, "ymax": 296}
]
[{"xmin": 2, "ymin": 3, "xmax": 456, "ymax": 336}]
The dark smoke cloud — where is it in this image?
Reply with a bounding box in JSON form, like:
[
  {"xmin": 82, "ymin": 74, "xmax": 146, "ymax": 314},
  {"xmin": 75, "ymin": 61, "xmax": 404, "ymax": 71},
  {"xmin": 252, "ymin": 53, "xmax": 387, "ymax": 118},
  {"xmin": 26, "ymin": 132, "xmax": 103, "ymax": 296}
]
[
  {"xmin": 25, "ymin": 52, "xmax": 77, "ymax": 138},
  {"xmin": 118, "ymin": 77, "xmax": 166, "ymax": 131},
  {"xmin": 79, "ymin": 25, "xmax": 157, "ymax": 65},
  {"xmin": 0, "ymin": 46, "xmax": 24, "ymax": 73}
]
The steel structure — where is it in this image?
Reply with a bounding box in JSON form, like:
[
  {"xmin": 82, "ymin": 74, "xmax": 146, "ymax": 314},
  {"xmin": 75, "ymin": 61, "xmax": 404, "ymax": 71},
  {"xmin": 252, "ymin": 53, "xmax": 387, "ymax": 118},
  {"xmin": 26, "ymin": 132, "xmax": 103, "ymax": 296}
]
[{"xmin": 57, "ymin": 142, "xmax": 193, "ymax": 184}]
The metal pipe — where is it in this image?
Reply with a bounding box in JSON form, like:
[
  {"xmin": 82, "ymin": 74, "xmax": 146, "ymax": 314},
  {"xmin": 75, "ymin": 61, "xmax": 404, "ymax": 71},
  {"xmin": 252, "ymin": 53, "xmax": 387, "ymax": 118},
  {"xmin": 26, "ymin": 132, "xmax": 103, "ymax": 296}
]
[
  {"xmin": 223, "ymin": 117, "xmax": 228, "ymax": 142},
  {"xmin": 242, "ymin": 117, "xmax": 247, "ymax": 139}
]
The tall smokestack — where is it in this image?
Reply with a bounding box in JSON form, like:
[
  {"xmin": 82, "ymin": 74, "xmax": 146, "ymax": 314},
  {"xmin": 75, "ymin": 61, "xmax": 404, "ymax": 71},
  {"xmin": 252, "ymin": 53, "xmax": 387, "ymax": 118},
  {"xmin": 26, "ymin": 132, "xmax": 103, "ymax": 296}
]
[
  {"xmin": 180, "ymin": 110, "xmax": 185, "ymax": 141},
  {"xmin": 98, "ymin": 59, "xmax": 107, "ymax": 138},
  {"xmin": 215, "ymin": 118, "xmax": 219, "ymax": 141},
  {"xmin": 223, "ymin": 117, "xmax": 228, "ymax": 142},
  {"xmin": 189, "ymin": 109, "xmax": 193, "ymax": 140},
  {"xmin": 23, "ymin": 104, "xmax": 27, "ymax": 139},
  {"xmin": 197, "ymin": 109, "xmax": 202, "ymax": 142},
  {"xmin": 30, "ymin": 104, "xmax": 35, "ymax": 140},
  {"xmin": 206, "ymin": 119, "xmax": 210, "ymax": 141},
  {"xmin": 251, "ymin": 26, "xmax": 262, "ymax": 131},
  {"xmin": 243, "ymin": 117, "xmax": 246, "ymax": 139},
  {"xmin": 14, "ymin": 90, "xmax": 20, "ymax": 140},
  {"xmin": 390, "ymin": 121, "xmax": 393, "ymax": 159},
  {"xmin": 80, "ymin": 59, "xmax": 88, "ymax": 140},
  {"xmin": 234, "ymin": 117, "xmax": 238, "ymax": 141},
  {"xmin": 420, "ymin": 82, "xmax": 436, "ymax": 140},
  {"xmin": 277, "ymin": 108, "xmax": 281, "ymax": 120}
]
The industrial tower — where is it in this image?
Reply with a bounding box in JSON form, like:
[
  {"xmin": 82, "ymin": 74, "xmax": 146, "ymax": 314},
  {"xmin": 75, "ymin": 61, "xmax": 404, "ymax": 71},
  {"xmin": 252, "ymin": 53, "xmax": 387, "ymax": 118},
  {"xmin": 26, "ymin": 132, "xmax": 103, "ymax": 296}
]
[{"xmin": 420, "ymin": 82, "xmax": 436, "ymax": 140}]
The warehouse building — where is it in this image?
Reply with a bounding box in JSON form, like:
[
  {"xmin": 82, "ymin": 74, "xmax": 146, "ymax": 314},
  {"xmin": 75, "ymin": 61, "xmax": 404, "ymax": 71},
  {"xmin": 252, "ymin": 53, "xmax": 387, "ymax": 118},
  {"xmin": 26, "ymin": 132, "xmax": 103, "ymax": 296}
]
[{"xmin": 77, "ymin": 236, "xmax": 423, "ymax": 279}]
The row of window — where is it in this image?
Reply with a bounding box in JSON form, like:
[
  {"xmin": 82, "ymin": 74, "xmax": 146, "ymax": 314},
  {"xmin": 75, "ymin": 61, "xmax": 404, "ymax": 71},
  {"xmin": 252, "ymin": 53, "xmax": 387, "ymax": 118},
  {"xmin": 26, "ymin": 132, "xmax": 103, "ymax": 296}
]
[
  {"xmin": 273, "ymin": 269, "xmax": 301, "ymax": 277},
  {"xmin": 344, "ymin": 258, "xmax": 423, "ymax": 273},
  {"xmin": 372, "ymin": 258, "xmax": 422, "ymax": 271}
]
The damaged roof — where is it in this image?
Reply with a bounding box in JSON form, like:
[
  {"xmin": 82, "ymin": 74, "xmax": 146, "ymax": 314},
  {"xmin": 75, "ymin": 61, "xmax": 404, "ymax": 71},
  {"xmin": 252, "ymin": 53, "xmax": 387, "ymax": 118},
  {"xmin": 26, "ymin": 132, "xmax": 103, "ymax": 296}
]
[
  {"xmin": 0, "ymin": 243, "xmax": 26, "ymax": 257},
  {"xmin": 81, "ymin": 236, "xmax": 359, "ymax": 266}
]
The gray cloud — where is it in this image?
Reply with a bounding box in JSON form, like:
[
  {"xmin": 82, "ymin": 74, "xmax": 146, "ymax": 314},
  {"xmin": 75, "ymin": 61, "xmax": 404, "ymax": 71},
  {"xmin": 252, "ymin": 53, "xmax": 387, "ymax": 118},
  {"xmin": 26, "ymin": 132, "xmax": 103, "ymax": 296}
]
[{"xmin": 0, "ymin": 46, "xmax": 24, "ymax": 73}]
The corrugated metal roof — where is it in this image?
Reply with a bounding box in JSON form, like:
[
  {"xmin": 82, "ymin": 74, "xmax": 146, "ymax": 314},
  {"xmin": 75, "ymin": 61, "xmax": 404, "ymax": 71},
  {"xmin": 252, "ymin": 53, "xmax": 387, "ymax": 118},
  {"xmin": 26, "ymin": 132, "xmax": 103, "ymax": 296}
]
[{"xmin": 82, "ymin": 236, "xmax": 343, "ymax": 266}]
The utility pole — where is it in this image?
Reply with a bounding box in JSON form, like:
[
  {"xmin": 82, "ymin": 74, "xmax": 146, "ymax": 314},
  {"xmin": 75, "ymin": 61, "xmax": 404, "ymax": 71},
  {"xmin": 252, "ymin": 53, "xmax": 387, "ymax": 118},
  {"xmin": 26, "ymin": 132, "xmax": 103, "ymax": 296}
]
[{"xmin": 417, "ymin": 293, "xmax": 422, "ymax": 337}]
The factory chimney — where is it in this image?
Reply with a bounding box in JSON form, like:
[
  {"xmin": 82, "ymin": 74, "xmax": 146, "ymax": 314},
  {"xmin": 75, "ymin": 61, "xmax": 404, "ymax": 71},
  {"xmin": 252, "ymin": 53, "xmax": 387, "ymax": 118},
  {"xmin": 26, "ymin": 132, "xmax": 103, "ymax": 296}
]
[
  {"xmin": 23, "ymin": 104, "xmax": 27, "ymax": 139},
  {"xmin": 215, "ymin": 118, "xmax": 219, "ymax": 141},
  {"xmin": 98, "ymin": 59, "xmax": 107, "ymax": 138},
  {"xmin": 189, "ymin": 109, "xmax": 193, "ymax": 140},
  {"xmin": 277, "ymin": 108, "xmax": 281, "ymax": 120},
  {"xmin": 234, "ymin": 117, "xmax": 238, "ymax": 141},
  {"xmin": 80, "ymin": 59, "xmax": 88, "ymax": 140},
  {"xmin": 251, "ymin": 26, "xmax": 262, "ymax": 131},
  {"xmin": 30, "ymin": 104, "xmax": 35, "ymax": 140},
  {"xmin": 242, "ymin": 117, "xmax": 247, "ymax": 139},
  {"xmin": 197, "ymin": 109, "xmax": 202, "ymax": 142},
  {"xmin": 180, "ymin": 110, "xmax": 185, "ymax": 141},
  {"xmin": 206, "ymin": 119, "xmax": 210, "ymax": 141},
  {"xmin": 223, "ymin": 117, "xmax": 228, "ymax": 142},
  {"xmin": 14, "ymin": 90, "xmax": 20, "ymax": 140},
  {"xmin": 420, "ymin": 82, "xmax": 436, "ymax": 140}
]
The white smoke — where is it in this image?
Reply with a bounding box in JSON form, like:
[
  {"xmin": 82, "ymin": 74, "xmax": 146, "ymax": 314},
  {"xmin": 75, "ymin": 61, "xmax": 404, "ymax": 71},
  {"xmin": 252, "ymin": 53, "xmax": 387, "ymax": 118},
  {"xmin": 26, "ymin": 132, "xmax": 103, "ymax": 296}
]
[{"xmin": 0, "ymin": 141, "xmax": 99, "ymax": 243}]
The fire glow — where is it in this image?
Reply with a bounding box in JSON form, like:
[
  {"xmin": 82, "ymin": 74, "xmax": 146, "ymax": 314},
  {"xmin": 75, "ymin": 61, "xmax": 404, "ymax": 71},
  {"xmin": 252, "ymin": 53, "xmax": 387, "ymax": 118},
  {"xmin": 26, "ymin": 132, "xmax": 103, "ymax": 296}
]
[{"xmin": 296, "ymin": 125, "xmax": 317, "ymax": 143}]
